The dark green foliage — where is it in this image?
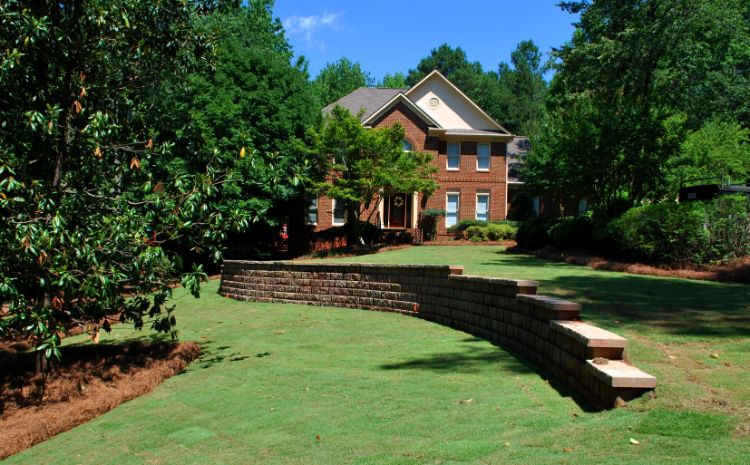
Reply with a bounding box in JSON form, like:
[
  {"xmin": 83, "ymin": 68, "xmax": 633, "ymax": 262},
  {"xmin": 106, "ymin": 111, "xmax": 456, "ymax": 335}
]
[
  {"xmin": 0, "ymin": 0, "xmax": 234, "ymax": 359},
  {"xmin": 515, "ymin": 218, "xmax": 552, "ymax": 249},
  {"xmin": 312, "ymin": 58, "xmax": 373, "ymax": 107},
  {"xmin": 547, "ymin": 216, "xmax": 594, "ymax": 250},
  {"xmin": 608, "ymin": 195, "xmax": 750, "ymax": 264},
  {"xmin": 528, "ymin": 0, "xmax": 750, "ymax": 215},
  {"xmin": 507, "ymin": 192, "xmax": 537, "ymax": 221},
  {"xmin": 170, "ymin": 1, "xmax": 315, "ymax": 233},
  {"xmin": 418, "ymin": 209, "xmax": 445, "ymax": 242}
]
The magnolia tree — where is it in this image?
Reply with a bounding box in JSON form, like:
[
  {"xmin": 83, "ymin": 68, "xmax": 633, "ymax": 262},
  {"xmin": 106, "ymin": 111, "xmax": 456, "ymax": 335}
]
[{"xmin": 0, "ymin": 0, "xmax": 250, "ymax": 365}]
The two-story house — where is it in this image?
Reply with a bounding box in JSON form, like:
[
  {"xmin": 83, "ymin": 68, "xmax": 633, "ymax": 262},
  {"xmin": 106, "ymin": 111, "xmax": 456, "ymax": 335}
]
[{"xmin": 308, "ymin": 70, "xmax": 514, "ymax": 240}]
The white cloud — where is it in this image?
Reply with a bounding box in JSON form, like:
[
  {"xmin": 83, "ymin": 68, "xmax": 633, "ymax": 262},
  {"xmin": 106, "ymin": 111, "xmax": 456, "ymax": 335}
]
[{"xmin": 283, "ymin": 12, "xmax": 343, "ymax": 50}]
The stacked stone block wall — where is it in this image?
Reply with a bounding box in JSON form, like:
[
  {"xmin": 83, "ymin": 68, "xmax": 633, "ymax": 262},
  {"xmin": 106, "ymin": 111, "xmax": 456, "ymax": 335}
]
[{"xmin": 220, "ymin": 261, "xmax": 655, "ymax": 409}]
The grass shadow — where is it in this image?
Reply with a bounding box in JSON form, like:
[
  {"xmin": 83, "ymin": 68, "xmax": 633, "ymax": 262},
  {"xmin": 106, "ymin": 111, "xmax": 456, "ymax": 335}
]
[
  {"xmin": 485, "ymin": 254, "xmax": 750, "ymax": 338},
  {"xmin": 380, "ymin": 336, "xmax": 595, "ymax": 411}
]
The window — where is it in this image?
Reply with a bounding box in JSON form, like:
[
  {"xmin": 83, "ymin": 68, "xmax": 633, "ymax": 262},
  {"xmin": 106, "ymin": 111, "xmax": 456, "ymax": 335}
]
[
  {"xmin": 306, "ymin": 198, "xmax": 318, "ymax": 225},
  {"xmin": 477, "ymin": 143, "xmax": 490, "ymax": 171},
  {"xmin": 402, "ymin": 139, "xmax": 414, "ymax": 152},
  {"xmin": 476, "ymin": 193, "xmax": 489, "ymax": 221},
  {"xmin": 332, "ymin": 198, "xmax": 346, "ymax": 225},
  {"xmin": 447, "ymin": 142, "xmax": 460, "ymax": 170},
  {"xmin": 446, "ymin": 193, "xmax": 460, "ymax": 228}
]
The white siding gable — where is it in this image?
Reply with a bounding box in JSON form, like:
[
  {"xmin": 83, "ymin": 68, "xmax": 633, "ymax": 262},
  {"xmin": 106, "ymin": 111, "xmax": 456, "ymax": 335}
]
[{"xmin": 406, "ymin": 72, "xmax": 501, "ymax": 131}]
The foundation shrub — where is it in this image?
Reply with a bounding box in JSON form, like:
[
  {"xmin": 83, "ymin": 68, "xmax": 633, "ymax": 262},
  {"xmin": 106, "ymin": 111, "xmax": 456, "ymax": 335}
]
[{"xmin": 450, "ymin": 221, "xmax": 519, "ymax": 241}]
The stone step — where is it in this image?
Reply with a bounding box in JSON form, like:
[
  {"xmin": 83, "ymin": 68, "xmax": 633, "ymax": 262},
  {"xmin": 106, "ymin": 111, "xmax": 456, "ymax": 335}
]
[
  {"xmin": 551, "ymin": 320, "xmax": 627, "ymax": 359},
  {"xmin": 516, "ymin": 294, "xmax": 581, "ymax": 321},
  {"xmin": 586, "ymin": 359, "xmax": 657, "ymax": 389}
]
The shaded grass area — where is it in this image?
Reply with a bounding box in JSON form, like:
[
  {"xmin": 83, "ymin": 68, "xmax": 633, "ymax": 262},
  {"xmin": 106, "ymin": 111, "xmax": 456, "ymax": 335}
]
[
  {"xmin": 322, "ymin": 245, "xmax": 750, "ymax": 436},
  {"xmin": 6, "ymin": 246, "xmax": 750, "ymax": 464}
]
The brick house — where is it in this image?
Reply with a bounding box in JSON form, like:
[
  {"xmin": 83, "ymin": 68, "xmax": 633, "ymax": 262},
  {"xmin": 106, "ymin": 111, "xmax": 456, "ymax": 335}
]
[{"xmin": 308, "ymin": 70, "xmax": 514, "ymax": 240}]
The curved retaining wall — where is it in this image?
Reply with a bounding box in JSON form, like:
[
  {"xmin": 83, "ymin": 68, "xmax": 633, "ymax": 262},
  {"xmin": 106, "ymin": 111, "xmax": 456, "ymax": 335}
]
[{"xmin": 219, "ymin": 260, "xmax": 656, "ymax": 409}]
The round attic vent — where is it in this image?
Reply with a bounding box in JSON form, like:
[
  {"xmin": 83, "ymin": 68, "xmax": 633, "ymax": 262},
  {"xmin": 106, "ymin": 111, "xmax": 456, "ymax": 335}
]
[{"xmin": 429, "ymin": 97, "xmax": 440, "ymax": 108}]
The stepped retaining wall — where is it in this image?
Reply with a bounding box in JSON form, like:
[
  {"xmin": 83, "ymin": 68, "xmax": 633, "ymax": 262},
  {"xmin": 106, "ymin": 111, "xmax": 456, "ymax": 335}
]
[{"xmin": 219, "ymin": 260, "xmax": 656, "ymax": 409}]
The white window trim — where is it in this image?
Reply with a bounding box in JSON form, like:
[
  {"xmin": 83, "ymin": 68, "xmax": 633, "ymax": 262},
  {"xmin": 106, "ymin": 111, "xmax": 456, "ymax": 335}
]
[
  {"xmin": 446, "ymin": 142, "xmax": 460, "ymax": 171},
  {"xmin": 476, "ymin": 143, "xmax": 490, "ymax": 172},
  {"xmin": 476, "ymin": 192, "xmax": 490, "ymax": 221},
  {"xmin": 445, "ymin": 191, "xmax": 460, "ymax": 228},
  {"xmin": 332, "ymin": 198, "xmax": 346, "ymax": 226}
]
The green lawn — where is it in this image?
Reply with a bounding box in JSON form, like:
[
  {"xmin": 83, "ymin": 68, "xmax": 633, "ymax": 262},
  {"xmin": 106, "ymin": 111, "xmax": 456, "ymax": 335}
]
[{"xmin": 6, "ymin": 246, "xmax": 749, "ymax": 464}]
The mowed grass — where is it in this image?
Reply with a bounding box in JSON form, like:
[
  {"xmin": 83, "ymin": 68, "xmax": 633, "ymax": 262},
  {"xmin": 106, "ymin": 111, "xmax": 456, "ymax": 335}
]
[{"xmin": 6, "ymin": 246, "xmax": 750, "ymax": 464}]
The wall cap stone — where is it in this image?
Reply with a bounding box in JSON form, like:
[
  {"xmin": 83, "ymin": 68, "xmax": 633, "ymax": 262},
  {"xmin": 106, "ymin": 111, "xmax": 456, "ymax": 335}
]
[
  {"xmin": 449, "ymin": 274, "xmax": 538, "ymax": 288},
  {"xmin": 550, "ymin": 320, "xmax": 627, "ymax": 349},
  {"xmin": 586, "ymin": 359, "xmax": 657, "ymax": 389},
  {"xmin": 518, "ymin": 294, "xmax": 581, "ymax": 312}
]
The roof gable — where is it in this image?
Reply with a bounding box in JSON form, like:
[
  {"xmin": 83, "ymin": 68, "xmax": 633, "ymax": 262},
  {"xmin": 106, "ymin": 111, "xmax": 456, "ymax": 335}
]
[
  {"xmin": 361, "ymin": 93, "xmax": 441, "ymax": 128},
  {"xmin": 405, "ymin": 70, "xmax": 511, "ymax": 134}
]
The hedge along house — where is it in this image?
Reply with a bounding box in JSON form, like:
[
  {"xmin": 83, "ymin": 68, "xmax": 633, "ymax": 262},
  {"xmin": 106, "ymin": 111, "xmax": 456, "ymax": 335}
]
[{"xmin": 310, "ymin": 70, "xmax": 514, "ymax": 240}]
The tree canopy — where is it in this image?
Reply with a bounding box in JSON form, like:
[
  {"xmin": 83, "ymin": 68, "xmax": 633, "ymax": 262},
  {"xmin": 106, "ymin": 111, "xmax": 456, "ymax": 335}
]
[
  {"xmin": 312, "ymin": 58, "xmax": 374, "ymax": 107},
  {"xmin": 0, "ymin": 0, "xmax": 314, "ymax": 361},
  {"xmin": 526, "ymin": 0, "xmax": 750, "ymax": 215},
  {"xmin": 304, "ymin": 106, "xmax": 437, "ymax": 241}
]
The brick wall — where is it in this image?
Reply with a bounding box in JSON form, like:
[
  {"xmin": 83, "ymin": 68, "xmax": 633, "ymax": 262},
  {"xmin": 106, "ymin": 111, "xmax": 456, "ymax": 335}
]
[{"xmin": 220, "ymin": 261, "xmax": 656, "ymax": 409}]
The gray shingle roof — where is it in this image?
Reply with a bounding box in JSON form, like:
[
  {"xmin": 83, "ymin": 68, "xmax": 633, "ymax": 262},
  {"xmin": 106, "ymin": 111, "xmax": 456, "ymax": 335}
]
[{"xmin": 322, "ymin": 87, "xmax": 404, "ymax": 122}]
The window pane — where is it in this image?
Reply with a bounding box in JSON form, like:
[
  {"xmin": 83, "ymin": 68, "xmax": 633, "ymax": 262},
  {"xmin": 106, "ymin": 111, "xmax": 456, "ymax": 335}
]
[
  {"xmin": 476, "ymin": 194, "xmax": 489, "ymax": 221},
  {"xmin": 333, "ymin": 199, "xmax": 346, "ymax": 225},
  {"xmin": 446, "ymin": 194, "xmax": 459, "ymax": 228},
  {"xmin": 477, "ymin": 143, "xmax": 490, "ymax": 170},
  {"xmin": 306, "ymin": 198, "xmax": 318, "ymax": 224},
  {"xmin": 447, "ymin": 143, "xmax": 460, "ymax": 169},
  {"xmin": 402, "ymin": 139, "xmax": 413, "ymax": 152}
]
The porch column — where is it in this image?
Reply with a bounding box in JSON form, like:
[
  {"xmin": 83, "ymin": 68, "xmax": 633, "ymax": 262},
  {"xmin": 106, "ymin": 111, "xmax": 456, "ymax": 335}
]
[{"xmin": 411, "ymin": 192, "xmax": 419, "ymax": 228}]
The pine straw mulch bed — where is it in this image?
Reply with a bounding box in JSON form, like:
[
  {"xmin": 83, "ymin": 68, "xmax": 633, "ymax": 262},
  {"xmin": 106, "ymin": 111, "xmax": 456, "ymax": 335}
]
[{"xmin": 0, "ymin": 340, "xmax": 201, "ymax": 460}]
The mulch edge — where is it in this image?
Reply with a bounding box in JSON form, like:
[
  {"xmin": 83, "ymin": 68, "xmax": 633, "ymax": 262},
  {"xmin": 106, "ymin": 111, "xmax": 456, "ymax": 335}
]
[
  {"xmin": 508, "ymin": 245, "xmax": 750, "ymax": 284},
  {"xmin": 0, "ymin": 341, "xmax": 201, "ymax": 460}
]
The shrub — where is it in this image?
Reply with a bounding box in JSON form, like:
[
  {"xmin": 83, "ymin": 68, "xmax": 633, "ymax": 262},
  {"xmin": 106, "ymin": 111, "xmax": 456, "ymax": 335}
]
[
  {"xmin": 465, "ymin": 225, "xmax": 488, "ymax": 242},
  {"xmin": 547, "ymin": 216, "xmax": 593, "ymax": 250},
  {"xmin": 705, "ymin": 194, "xmax": 750, "ymax": 261},
  {"xmin": 608, "ymin": 195, "xmax": 750, "ymax": 264},
  {"xmin": 516, "ymin": 217, "xmax": 551, "ymax": 249},
  {"xmin": 486, "ymin": 223, "xmax": 517, "ymax": 241},
  {"xmin": 610, "ymin": 202, "xmax": 709, "ymax": 263},
  {"xmin": 507, "ymin": 192, "xmax": 536, "ymax": 221},
  {"xmin": 447, "ymin": 219, "xmax": 489, "ymax": 239}
]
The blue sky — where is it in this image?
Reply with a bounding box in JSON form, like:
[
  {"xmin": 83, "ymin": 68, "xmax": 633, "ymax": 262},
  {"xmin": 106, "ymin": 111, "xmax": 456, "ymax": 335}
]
[{"xmin": 273, "ymin": 1, "xmax": 580, "ymax": 82}]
